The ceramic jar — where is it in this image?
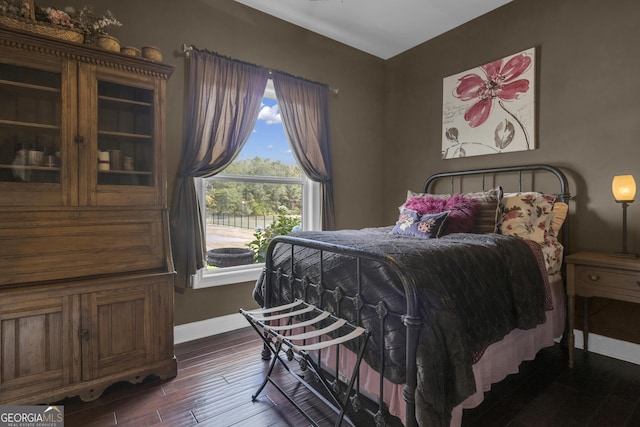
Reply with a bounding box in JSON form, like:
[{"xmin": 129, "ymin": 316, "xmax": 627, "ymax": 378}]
[
  {"xmin": 97, "ymin": 35, "xmax": 120, "ymax": 52},
  {"xmin": 120, "ymin": 46, "xmax": 141, "ymax": 57},
  {"xmin": 141, "ymin": 46, "xmax": 162, "ymax": 61}
]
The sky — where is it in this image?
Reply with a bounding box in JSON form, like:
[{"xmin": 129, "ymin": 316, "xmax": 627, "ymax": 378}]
[{"xmin": 235, "ymin": 98, "xmax": 297, "ymax": 165}]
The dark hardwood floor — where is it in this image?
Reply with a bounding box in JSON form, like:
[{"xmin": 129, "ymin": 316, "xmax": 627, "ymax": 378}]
[{"xmin": 60, "ymin": 327, "xmax": 640, "ymax": 426}]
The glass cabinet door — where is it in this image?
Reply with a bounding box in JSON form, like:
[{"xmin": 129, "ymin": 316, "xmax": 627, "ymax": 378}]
[
  {"xmin": 0, "ymin": 63, "xmax": 62, "ymax": 186},
  {"xmin": 97, "ymin": 80, "xmax": 154, "ymax": 187}
]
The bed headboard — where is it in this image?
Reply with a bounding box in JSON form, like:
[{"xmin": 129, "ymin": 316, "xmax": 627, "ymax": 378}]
[
  {"xmin": 424, "ymin": 164, "xmax": 570, "ymax": 202},
  {"xmin": 423, "ymin": 163, "xmax": 571, "ymax": 252}
]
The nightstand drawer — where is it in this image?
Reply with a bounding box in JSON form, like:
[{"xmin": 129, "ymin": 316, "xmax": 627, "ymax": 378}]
[
  {"xmin": 575, "ymin": 265, "xmax": 640, "ymax": 302},
  {"xmin": 566, "ymin": 251, "xmax": 640, "ymax": 367}
]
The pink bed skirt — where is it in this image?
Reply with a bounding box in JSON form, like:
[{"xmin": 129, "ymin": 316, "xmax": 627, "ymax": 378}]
[{"xmin": 315, "ymin": 276, "xmax": 566, "ymax": 426}]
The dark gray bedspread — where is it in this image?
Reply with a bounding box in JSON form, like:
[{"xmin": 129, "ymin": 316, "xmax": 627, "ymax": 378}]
[{"xmin": 253, "ymin": 227, "xmax": 548, "ymax": 426}]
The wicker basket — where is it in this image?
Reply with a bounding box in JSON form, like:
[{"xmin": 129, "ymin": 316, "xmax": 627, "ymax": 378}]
[{"xmin": 0, "ymin": 15, "xmax": 84, "ymax": 43}]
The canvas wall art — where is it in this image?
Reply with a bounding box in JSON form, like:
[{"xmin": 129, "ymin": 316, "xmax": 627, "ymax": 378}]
[{"xmin": 442, "ymin": 47, "xmax": 536, "ymax": 159}]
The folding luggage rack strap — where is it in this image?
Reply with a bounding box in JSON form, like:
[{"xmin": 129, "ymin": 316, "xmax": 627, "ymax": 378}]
[{"xmin": 240, "ymin": 299, "xmax": 371, "ymax": 427}]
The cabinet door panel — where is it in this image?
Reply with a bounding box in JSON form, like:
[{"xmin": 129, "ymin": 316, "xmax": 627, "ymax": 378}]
[
  {"xmin": 82, "ymin": 285, "xmax": 152, "ymax": 380},
  {"xmin": 97, "ymin": 296, "xmax": 145, "ymax": 358},
  {"xmin": 0, "ymin": 53, "xmax": 76, "ymax": 207},
  {"xmin": 0, "ymin": 296, "xmax": 76, "ymax": 402},
  {"xmin": 78, "ymin": 64, "xmax": 164, "ymax": 207}
]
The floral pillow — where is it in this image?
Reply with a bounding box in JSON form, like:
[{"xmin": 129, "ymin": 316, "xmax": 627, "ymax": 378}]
[
  {"xmin": 391, "ymin": 209, "xmax": 450, "ymax": 239},
  {"xmin": 500, "ymin": 192, "xmax": 555, "ymax": 244},
  {"xmin": 542, "ymin": 237, "xmax": 564, "ymax": 276},
  {"xmin": 404, "ymin": 194, "xmax": 479, "ymax": 234},
  {"xmin": 542, "ymin": 201, "xmax": 568, "ymax": 275}
]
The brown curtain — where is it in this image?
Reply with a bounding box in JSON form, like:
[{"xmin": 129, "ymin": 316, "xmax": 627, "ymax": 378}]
[
  {"xmin": 272, "ymin": 72, "xmax": 336, "ymax": 230},
  {"xmin": 170, "ymin": 50, "xmax": 268, "ymax": 291}
]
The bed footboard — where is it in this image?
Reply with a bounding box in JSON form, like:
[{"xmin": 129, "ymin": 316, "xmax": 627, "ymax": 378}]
[{"xmin": 259, "ymin": 235, "xmax": 421, "ymax": 427}]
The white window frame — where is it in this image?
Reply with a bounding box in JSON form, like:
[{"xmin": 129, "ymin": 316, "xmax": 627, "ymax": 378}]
[
  {"xmin": 192, "ymin": 176, "xmax": 320, "ymax": 288},
  {"xmin": 192, "ymin": 79, "xmax": 322, "ymax": 288}
]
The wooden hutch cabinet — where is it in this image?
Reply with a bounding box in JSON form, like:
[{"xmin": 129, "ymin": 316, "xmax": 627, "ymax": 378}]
[{"xmin": 0, "ymin": 27, "xmax": 176, "ymax": 404}]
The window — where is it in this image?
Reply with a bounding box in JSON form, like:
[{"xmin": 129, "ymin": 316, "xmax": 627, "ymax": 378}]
[{"xmin": 193, "ymin": 81, "xmax": 320, "ymax": 288}]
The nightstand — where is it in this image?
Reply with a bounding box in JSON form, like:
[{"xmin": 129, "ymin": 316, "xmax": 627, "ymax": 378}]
[{"xmin": 565, "ymin": 251, "xmax": 640, "ymax": 367}]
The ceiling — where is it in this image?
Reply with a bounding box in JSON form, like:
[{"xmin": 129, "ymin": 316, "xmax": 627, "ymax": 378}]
[{"xmin": 234, "ymin": 0, "xmax": 512, "ymax": 60}]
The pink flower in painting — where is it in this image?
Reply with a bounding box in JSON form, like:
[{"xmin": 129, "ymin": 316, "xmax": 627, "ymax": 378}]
[{"xmin": 454, "ymin": 53, "xmax": 532, "ymax": 128}]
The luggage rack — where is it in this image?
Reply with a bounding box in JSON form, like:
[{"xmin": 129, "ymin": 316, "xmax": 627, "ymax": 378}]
[{"xmin": 240, "ymin": 299, "xmax": 370, "ymax": 427}]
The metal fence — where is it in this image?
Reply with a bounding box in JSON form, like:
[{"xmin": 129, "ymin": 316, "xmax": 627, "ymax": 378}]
[{"xmin": 208, "ymin": 213, "xmax": 277, "ymax": 230}]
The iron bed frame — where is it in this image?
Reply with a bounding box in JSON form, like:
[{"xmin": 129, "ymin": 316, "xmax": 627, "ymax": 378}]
[{"xmin": 258, "ymin": 164, "xmax": 570, "ymax": 427}]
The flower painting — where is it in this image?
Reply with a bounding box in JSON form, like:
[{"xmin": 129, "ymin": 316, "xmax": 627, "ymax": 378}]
[{"xmin": 442, "ymin": 47, "xmax": 536, "ymax": 159}]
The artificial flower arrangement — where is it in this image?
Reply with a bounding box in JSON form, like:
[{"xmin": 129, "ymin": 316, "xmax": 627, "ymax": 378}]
[{"xmin": 0, "ymin": 0, "xmax": 121, "ymax": 43}]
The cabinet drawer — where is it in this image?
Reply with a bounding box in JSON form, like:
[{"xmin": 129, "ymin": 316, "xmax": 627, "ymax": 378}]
[
  {"xmin": 0, "ymin": 209, "xmax": 169, "ymax": 286},
  {"xmin": 575, "ymin": 265, "xmax": 640, "ymax": 302}
]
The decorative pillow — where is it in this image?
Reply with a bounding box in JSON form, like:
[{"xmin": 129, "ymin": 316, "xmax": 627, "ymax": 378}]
[
  {"xmin": 500, "ymin": 192, "xmax": 555, "ymax": 244},
  {"xmin": 547, "ymin": 201, "xmax": 568, "ymax": 240},
  {"xmin": 404, "ymin": 194, "xmax": 479, "ymax": 234},
  {"xmin": 391, "ymin": 209, "xmax": 449, "ymax": 239},
  {"xmin": 401, "ymin": 186, "xmax": 502, "ymax": 234},
  {"xmin": 463, "ymin": 187, "xmax": 503, "ymax": 234},
  {"xmin": 541, "ymin": 238, "xmax": 564, "ymax": 276},
  {"xmin": 398, "ymin": 190, "xmax": 438, "ymax": 212}
]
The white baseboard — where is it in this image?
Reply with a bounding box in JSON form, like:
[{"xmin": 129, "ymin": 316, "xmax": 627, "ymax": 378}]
[
  {"xmin": 573, "ymin": 330, "xmax": 640, "ymax": 365},
  {"xmin": 174, "ymin": 313, "xmax": 246, "ymax": 345},
  {"xmin": 173, "ymin": 320, "xmax": 640, "ymax": 367}
]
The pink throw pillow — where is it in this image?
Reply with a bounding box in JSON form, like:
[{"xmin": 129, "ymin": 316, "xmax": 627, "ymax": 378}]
[{"xmin": 405, "ymin": 194, "xmax": 479, "ymax": 234}]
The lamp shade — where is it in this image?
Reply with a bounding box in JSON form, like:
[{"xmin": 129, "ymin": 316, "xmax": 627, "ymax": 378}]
[{"xmin": 612, "ymin": 175, "xmax": 636, "ymax": 202}]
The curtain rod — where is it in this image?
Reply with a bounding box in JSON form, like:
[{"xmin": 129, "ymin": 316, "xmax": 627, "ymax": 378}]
[{"xmin": 180, "ymin": 44, "xmax": 339, "ymax": 95}]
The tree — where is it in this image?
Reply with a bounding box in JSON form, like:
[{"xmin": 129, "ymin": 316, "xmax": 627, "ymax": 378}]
[{"xmin": 206, "ymin": 157, "xmax": 303, "ymax": 216}]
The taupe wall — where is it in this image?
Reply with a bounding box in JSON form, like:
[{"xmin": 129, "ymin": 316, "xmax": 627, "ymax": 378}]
[
  {"xmin": 48, "ymin": 0, "xmax": 640, "ymax": 341},
  {"xmin": 383, "ymin": 0, "xmax": 640, "ymax": 343},
  {"xmin": 47, "ymin": 0, "xmax": 386, "ymax": 324}
]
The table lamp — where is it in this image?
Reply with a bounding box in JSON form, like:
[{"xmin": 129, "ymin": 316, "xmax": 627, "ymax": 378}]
[{"xmin": 611, "ymin": 175, "xmax": 637, "ymax": 258}]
